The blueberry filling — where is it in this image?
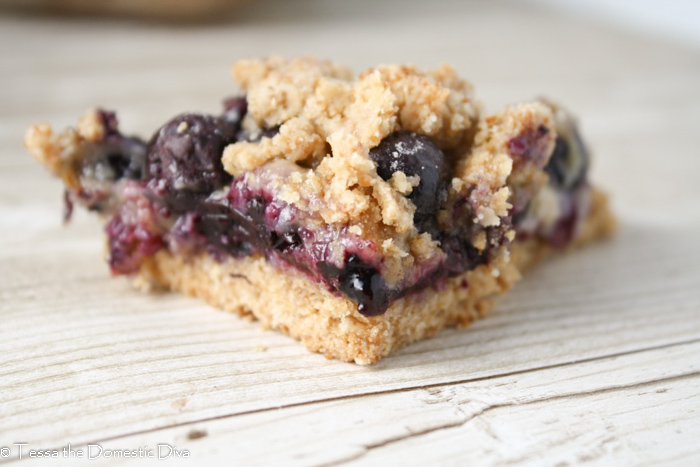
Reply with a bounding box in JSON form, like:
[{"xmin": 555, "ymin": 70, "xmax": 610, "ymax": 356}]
[
  {"xmin": 84, "ymin": 118, "xmax": 500, "ymax": 315},
  {"xmin": 271, "ymin": 228, "xmax": 303, "ymax": 252},
  {"xmin": 106, "ymin": 211, "xmax": 163, "ymax": 274}
]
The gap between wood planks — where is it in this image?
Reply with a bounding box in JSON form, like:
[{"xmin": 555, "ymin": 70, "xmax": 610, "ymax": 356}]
[{"xmin": 3, "ymin": 335, "xmax": 697, "ymax": 465}]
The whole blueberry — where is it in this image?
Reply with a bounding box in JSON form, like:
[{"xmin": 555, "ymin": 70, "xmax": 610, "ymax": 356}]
[
  {"xmin": 319, "ymin": 254, "xmax": 389, "ymax": 316},
  {"xmin": 369, "ymin": 132, "xmax": 449, "ymax": 233},
  {"xmin": 221, "ymin": 96, "xmax": 247, "ymax": 130},
  {"xmin": 544, "ymin": 132, "xmax": 588, "ymax": 191},
  {"xmin": 101, "ymin": 137, "xmax": 147, "ymax": 181},
  {"xmin": 145, "ymin": 113, "xmax": 236, "ymax": 205}
]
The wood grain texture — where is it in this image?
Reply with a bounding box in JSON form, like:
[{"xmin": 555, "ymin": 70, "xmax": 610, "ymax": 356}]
[{"xmin": 1, "ymin": 0, "xmax": 699, "ymax": 465}]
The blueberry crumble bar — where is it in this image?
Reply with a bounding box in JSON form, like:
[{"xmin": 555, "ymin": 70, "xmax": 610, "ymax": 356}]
[{"xmin": 25, "ymin": 57, "xmax": 615, "ymax": 364}]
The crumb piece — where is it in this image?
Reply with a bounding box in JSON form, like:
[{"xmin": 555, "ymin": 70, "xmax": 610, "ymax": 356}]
[
  {"xmin": 473, "ymin": 231, "xmax": 487, "ymax": 251},
  {"xmin": 389, "ymin": 171, "xmax": 419, "ymax": 195},
  {"xmin": 348, "ymin": 225, "xmax": 363, "ymax": 235},
  {"xmin": 77, "ymin": 109, "xmax": 105, "ymax": 142}
]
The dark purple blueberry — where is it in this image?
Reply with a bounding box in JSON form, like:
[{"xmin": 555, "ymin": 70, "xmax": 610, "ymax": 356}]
[
  {"xmin": 439, "ymin": 234, "xmax": 487, "ymax": 276},
  {"xmin": 319, "ymin": 254, "xmax": 390, "ymax": 316},
  {"xmin": 369, "ymin": 132, "xmax": 449, "ymax": 233},
  {"xmin": 544, "ymin": 132, "xmax": 589, "ymax": 191},
  {"xmin": 222, "ymin": 96, "xmax": 247, "ymax": 130},
  {"xmin": 95, "ymin": 109, "xmax": 146, "ymax": 180},
  {"xmin": 145, "ymin": 113, "xmax": 236, "ymax": 209},
  {"xmin": 105, "ymin": 152, "xmax": 132, "ymax": 179},
  {"xmin": 186, "ymin": 193, "xmax": 273, "ymax": 258},
  {"xmin": 102, "ymin": 140, "xmax": 146, "ymax": 180}
]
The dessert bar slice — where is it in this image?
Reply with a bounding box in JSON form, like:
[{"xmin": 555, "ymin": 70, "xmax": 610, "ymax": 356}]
[{"xmin": 25, "ymin": 57, "xmax": 615, "ymax": 364}]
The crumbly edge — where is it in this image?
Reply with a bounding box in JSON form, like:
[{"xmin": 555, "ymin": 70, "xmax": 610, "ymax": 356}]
[
  {"xmin": 23, "ymin": 109, "xmax": 105, "ymax": 192},
  {"xmin": 134, "ymin": 188, "xmax": 615, "ymax": 365}
]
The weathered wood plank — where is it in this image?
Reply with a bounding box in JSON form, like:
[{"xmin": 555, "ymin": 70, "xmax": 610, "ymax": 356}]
[
  {"xmin": 2, "ymin": 221, "xmax": 699, "ymax": 448},
  {"xmin": 13, "ymin": 339, "xmax": 699, "ymax": 466}
]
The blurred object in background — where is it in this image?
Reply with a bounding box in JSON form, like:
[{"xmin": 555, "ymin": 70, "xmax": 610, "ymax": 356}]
[{"xmin": 0, "ymin": 0, "xmax": 249, "ymax": 20}]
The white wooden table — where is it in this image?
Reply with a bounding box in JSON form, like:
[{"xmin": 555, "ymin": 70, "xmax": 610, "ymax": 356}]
[{"xmin": 1, "ymin": 1, "xmax": 699, "ymax": 465}]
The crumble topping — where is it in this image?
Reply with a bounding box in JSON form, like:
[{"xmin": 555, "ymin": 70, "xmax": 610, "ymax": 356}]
[
  {"xmin": 223, "ymin": 56, "xmax": 479, "ymax": 241},
  {"xmin": 453, "ymin": 101, "xmax": 555, "ymax": 228},
  {"xmin": 222, "ymin": 57, "xmax": 538, "ymax": 280}
]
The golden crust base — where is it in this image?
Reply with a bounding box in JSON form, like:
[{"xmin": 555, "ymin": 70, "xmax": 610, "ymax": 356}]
[{"xmin": 136, "ymin": 189, "xmax": 615, "ymax": 364}]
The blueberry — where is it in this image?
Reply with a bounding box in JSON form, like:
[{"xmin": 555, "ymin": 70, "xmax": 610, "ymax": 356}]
[
  {"xmin": 145, "ymin": 113, "xmax": 236, "ymax": 208},
  {"xmin": 369, "ymin": 132, "xmax": 449, "ymax": 233},
  {"xmin": 319, "ymin": 254, "xmax": 389, "ymax": 316},
  {"xmin": 82, "ymin": 140, "xmax": 146, "ymax": 183},
  {"xmin": 80, "ymin": 110, "xmax": 147, "ymax": 184},
  {"xmin": 221, "ymin": 96, "xmax": 247, "ymax": 130},
  {"xmin": 224, "ymin": 97, "xmax": 279, "ymax": 143},
  {"xmin": 439, "ymin": 234, "xmax": 487, "ymax": 276},
  {"xmin": 102, "ymin": 136, "xmax": 147, "ymax": 180},
  {"xmin": 544, "ymin": 131, "xmax": 588, "ymax": 191}
]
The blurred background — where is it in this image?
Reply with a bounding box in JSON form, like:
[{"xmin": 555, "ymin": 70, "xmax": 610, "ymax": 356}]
[
  {"xmin": 1, "ymin": 0, "xmax": 699, "ymax": 218},
  {"xmin": 3, "ymin": 0, "xmax": 700, "ymax": 47}
]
